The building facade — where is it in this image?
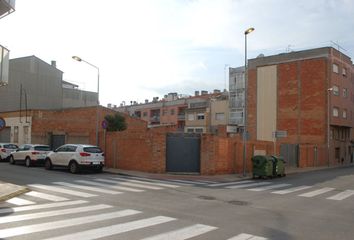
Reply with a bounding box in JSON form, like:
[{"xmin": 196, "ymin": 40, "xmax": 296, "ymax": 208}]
[
  {"xmin": 229, "ymin": 66, "xmax": 245, "ymax": 127},
  {"xmin": 247, "ymin": 47, "xmax": 354, "ymax": 165}
]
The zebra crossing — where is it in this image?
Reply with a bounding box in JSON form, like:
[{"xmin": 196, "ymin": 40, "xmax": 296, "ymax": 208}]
[{"xmin": 0, "ymin": 197, "xmax": 268, "ymax": 239}]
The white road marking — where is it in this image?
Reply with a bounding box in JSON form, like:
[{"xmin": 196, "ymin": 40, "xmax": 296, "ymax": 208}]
[
  {"xmin": 0, "ymin": 209, "xmax": 141, "ymax": 238},
  {"xmin": 227, "ymin": 233, "xmax": 268, "ymax": 240},
  {"xmin": 227, "ymin": 182, "xmax": 272, "ymax": 189},
  {"xmin": 43, "ymin": 216, "xmax": 176, "ymax": 240},
  {"xmin": 169, "ymin": 179, "xmax": 207, "ymax": 185},
  {"xmin": 25, "ymin": 191, "xmax": 69, "ymax": 201},
  {"xmin": 327, "ymin": 190, "xmax": 354, "ymax": 200},
  {"xmin": 0, "ymin": 200, "xmax": 87, "ymax": 214},
  {"xmin": 75, "ymin": 180, "xmax": 145, "ymax": 192},
  {"xmin": 128, "ymin": 176, "xmax": 192, "ymax": 186},
  {"xmin": 5, "ymin": 197, "xmax": 35, "ymax": 206},
  {"xmin": 141, "ymin": 224, "xmax": 217, "ymax": 240},
  {"xmin": 53, "ymin": 182, "xmax": 122, "ymax": 194},
  {"xmin": 0, "ymin": 204, "xmax": 112, "ymax": 224},
  {"xmin": 209, "ymin": 180, "xmax": 255, "ymax": 187},
  {"xmin": 28, "ymin": 184, "xmax": 97, "ymax": 198},
  {"xmin": 112, "ymin": 177, "xmax": 180, "ymax": 188},
  {"xmin": 248, "ymin": 183, "xmax": 291, "ymax": 191},
  {"xmin": 298, "ymin": 187, "xmax": 335, "ymax": 197},
  {"xmin": 96, "ymin": 178, "xmax": 163, "ymax": 190},
  {"xmin": 272, "ymin": 186, "xmax": 312, "ymax": 195}
]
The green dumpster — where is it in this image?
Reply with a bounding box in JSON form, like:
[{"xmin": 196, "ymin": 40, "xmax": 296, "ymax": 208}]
[
  {"xmin": 251, "ymin": 155, "xmax": 274, "ymax": 179},
  {"xmin": 271, "ymin": 155, "xmax": 286, "ymax": 177}
]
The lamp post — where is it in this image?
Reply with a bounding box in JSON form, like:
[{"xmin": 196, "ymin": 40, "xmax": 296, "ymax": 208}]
[
  {"xmin": 243, "ymin": 27, "xmax": 255, "ymax": 177},
  {"xmin": 72, "ymin": 56, "xmax": 100, "ymax": 146},
  {"xmin": 327, "ymin": 87, "xmax": 333, "ymax": 167}
]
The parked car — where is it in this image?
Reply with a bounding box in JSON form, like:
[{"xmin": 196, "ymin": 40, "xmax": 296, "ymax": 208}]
[
  {"xmin": 0, "ymin": 143, "xmax": 18, "ymax": 161},
  {"xmin": 44, "ymin": 144, "xmax": 104, "ymax": 174},
  {"xmin": 9, "ymin": 144, "xmax": 51, "ymax": 167}
]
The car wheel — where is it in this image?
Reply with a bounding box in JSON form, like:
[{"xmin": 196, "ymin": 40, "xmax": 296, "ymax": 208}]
[
  {"xmin": 9, "ymin": 156, "xmax": 15, "ymax": 165},
  {"xmin": 69, "ymin": 161, "xmax": 78, "ymax": 174},
  {"xmin": 0, "ymin": 155, "xmax": 2, "ymax": 162},
  {"xmin": 25, "ymin": 157, "xmax": 32, "ymax": 167},
  {"xmin": 44, "ymin": 158, "xmax": 52, "ymax": 170}
]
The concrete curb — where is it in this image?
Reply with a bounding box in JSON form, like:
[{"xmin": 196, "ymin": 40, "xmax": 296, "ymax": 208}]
[{"xmin": 0, "ymin": 183, "xmax": 30, "ymax": 202}]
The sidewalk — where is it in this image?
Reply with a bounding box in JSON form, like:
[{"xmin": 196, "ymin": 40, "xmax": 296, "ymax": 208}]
[{"xmin": 0, "ymin": 181, "xmax": 29, "ymax": 202}]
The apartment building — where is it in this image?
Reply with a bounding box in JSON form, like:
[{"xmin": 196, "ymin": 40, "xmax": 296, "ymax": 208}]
[
  {"xmin": 115, "ymin": 90, "xmax": 229, "ymax": 133},
  {"xmin": 229, "ymin": 66, "xmax": 245, "ymax": 127},
  {"xmin": 247, "ymin": 47, "xmax": 354, "ymax": 164}
]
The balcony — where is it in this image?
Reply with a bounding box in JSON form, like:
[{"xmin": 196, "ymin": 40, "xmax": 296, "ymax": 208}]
[
  {"xmin": 189, "ymin": 102, "xmax": 208, "ymax": 109},
  {"xmin": 150, "ymin": 115, "xmax": 160, "ymax": 123},
  {"xmin": 177, "ymin": 114, "xmax": 185, "ymax": 120},
  {"xmin": 0, "ymin": 0, "xmax": 15, "ymax": 19}
]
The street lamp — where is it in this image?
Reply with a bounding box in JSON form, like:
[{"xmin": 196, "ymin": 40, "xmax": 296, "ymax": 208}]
[
  {"xmin": 72, "ymin": 56, "xmax": 100, "ymax": 146},
  {"xmin": 243, "ymin": 27, "xmax": 255, "ymax": 177},
  {"xmin": 327, "ymin": 87, "xmax": 333, "ymax": 167}
]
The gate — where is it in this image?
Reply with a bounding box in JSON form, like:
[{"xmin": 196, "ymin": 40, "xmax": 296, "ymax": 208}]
[
  {"xmin": 51, "ymin": 135, "xmax": 65, "ymax": 150},
  {"xmin": 166, "ymin": 133, "xmax": 200, "ymax": 173},
  {"xmin": 280, "ymin": 144, "xmax": 299, "ymax": 167},
  {"xmin": 0, "ymin": 127, "xmax": 10, "ymax": 142}
]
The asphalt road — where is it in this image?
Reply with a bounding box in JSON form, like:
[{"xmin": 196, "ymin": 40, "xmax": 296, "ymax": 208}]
[{"xmin": 0, "ymin": 162, "xmax": 354, "ymax": 240}]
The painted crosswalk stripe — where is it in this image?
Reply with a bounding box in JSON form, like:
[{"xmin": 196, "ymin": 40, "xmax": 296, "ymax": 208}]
[
  {"xmin": 0, "ymin": 200, "xmax": 87, "ymax": 214},
  {"xmin": 327, "ymin": 190, "xmax": 354, "ymax": 200},
  {"xmin": 96, "ymin": 178, "xmax": 163, "ymax": 190},
  {"xmin": 170, "ymin": 179, "xmax": 207, "ymax": 185},
  {"xmin": 43, "ymin": 216, "xmax": 176, "ymax": 240},
  {"xmin": 75, "ymin": 180, "xmax": 145, "ymax": 192},
  {"xmin": 0, "ymin": 209, "xmax": 141, "ymax": 238},
  {"xmin": 227, "ymin": 233, "xmax": 268, "ymax": 240},
  {"xmin": 141, "ymin": 224, "xmax": 217, "ymax": 240},
  {"xmin": 0, "ymin": 204, "xmax": 112, "ymax": 224},
  {"xmin": 53, "ymin": 182, "xmax": 123, "ymax": 194},
  {"xmin": 272, "ymin": 186, "xmax": 312, "ymax": 195},
  {"xmin": 25, "ymin": 191, "xmax": 69, "ymax": 201},
  {"xmin": 193, "ymin": 180, "xmax": 218, "ymax": 184},
  {"xmin": 227, "ymin": 182, "xmax": 271, "ymax": 189},
  {"xmin": 128, "ymin": 176, "xmax": 192, "ymax": 186},
  {"xmin": 112, "ymin": 177, "xmax": 180, "ymax": 188},
  {"xmin": 28, "ymin": 184, "xmax": 97, "ymax": 198},
  {"xmin": 209, "ymin": 180, "xmax": 255, "ymax": 187},
  {"xmin": 5, "ymin": 197, "xmax": 35, "ymax": 206},
  {"xmin": 298, "ymin": 187, "xmax": 335, "ymax": 197},
  {"xmin": 248, "ymin": 183, "xmax": 291, "ymax": 191}
]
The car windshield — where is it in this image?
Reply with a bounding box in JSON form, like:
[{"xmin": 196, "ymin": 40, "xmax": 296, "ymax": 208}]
[
  {"xmin": 83, "ymin": 147, "xmax": 103, "ymax": 153},
  {"xmin": 4, "ymin": 144, "xmax": 18, "ymax": 149},
  {"xmin": 34, "ymin": 146, "xmax": 51, "ymax": 151}
]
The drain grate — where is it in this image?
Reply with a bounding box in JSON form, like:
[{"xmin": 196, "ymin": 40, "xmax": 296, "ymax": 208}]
[
  {"xmin": 198, "ymin": 195, "xmax": 216, "ymax": 200},
  {"xmin": 227, "ymin": 200, "xmax": 249, "ymax": 206}
]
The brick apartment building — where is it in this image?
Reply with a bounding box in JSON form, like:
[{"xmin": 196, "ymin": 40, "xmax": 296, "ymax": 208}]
[{"xmin": 247, "ymin": 47, "xmax": 354, "ymax": 166}]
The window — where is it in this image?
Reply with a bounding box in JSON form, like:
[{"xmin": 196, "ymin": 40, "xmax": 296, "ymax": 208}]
[
  {"xmin": 197, "ymin": 113, "xmax": 205, "ymax": 120},
  {"xmin": 333, "ymin": 107, "xmax": 339, "ymax": 117},
  {"xmin": 162, "ymin": 110, "xmax": 167, "ymax": 116},
  {"xmin": 343, "ymin": 88, "xmax": 348, "ymax": 98},
  {"xmin": 343, "ymin": 109, "xmax": 347, "ymax": 119},
  {"xmin": 343, "ymin": 67, "xmax": 347, "ymax": 76},
  {"xmin": 143, "ymin": 112, "xmax": 147, "ymax": 117},
  {"xmin": 335, "ymin": 147, "xmax": 340, "ymax": 159},
  {"xmin": 170, "ymin": 109, "xmax": 175, "ymax": 115},
  {"xmin": 333, "ymin": 85, "xmax": 339, "ymax": 96},
  {"xmin": 333, "ymin": 63, "xmax": 339, "ymax": 73},
  {"xmin": 195, "ymin": 128, "xmax": 203, "ymax": 133},
  {"xmin": 215, "ymin": 113, "xmax": 225, "ymax": 121},
  {"xmin": 187, "ymin": 114, "xmax": 195, "ymax": 121},
  {"xmin": 187, "ymin": 128, "xmax": 194, "ymax": 133}
]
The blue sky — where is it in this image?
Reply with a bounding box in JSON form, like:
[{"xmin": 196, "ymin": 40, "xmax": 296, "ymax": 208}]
[{"xmin": 1, "ymin": 0, "xmax": 354, "ymax": 106}]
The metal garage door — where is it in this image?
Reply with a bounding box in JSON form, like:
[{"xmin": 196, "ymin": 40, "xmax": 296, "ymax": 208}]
[
  {"xmin": 0, "ymin": 127, "xmax": 11, "ymax": 142},
  {"xmin": 51, "ymin": 135, "xmax": 65, "ymax": 150},
  {"xmin": 166, "ymin": 133, "xmax": 200, "ymax": 173},
  {"xmin": 280, "ymin": 144, "xmax": 299, "ymax": 167}
]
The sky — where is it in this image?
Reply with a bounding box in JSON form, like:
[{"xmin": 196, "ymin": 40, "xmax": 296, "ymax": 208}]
[{"xmin": 1, "ymin": 0, "xmax": 354, "ymax": 106}]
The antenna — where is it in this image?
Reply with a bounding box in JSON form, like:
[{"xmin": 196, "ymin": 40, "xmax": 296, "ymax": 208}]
[
  {"xmin": 330, "ymin": 41, "xmax": 347, "ymax": 52},
  {"xmin": 224, "ymin": 64, "xmax": 229, "ymax": 91}
]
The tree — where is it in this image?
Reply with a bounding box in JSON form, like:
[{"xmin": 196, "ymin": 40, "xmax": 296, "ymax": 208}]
[{"xmin": 104, "ymin": 113, "xmax": 127, "ymax": 132}]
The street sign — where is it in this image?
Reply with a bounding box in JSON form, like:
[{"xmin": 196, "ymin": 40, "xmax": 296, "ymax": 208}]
[
  {"xmin": 273, "ymin": 130, "xmax": 287, "ymax": 138},
  {"xmin": 101, "ymin": 120, "xmax": 108, "ymax": 129},
  {"xmin": 0, "ymin": 117, "xmax": 6, "ymax": 131}
]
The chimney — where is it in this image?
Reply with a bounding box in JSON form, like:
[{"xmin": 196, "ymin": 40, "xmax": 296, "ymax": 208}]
[
  {"xmin": 213, "ymin": 89, "xmax": 221, "ymax": 94},
  {"xmin": 51, "ymin": 60, "xmax": 56, "ymax": 68},
  {"xmin": 201, "ymin": 90, "xmax": 208, "ymax": 95},
  {"xmin": 145, "ymin": 99, "xmax": 149, "ymax": 104},
  {"xmin": 195, "ymin": 91, "xmax": 199, "ymax": 96},
  {"xmin": 107, "ymin": 103, "xmax": 112, "ymax": 108}
]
